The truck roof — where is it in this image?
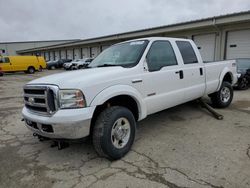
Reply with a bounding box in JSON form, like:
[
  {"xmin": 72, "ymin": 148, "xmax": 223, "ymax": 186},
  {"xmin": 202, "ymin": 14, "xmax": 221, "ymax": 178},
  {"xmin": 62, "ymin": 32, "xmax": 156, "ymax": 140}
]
[{"xmin": 117, "ymin": 37, "xmax": 192, "ymax": 45}]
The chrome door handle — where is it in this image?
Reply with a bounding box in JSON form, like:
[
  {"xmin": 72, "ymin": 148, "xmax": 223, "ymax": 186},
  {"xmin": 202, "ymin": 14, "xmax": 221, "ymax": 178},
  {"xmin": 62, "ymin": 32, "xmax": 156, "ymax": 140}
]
[{"xmin": 132, "ymin": 79, "xmax": 142, "ymax": 83}]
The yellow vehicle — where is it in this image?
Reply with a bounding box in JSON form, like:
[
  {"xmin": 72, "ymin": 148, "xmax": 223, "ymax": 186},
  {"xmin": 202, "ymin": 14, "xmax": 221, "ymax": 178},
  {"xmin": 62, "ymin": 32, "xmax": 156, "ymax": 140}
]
[{"xmin": 0, "ymin": 56, "xmax": 46, "ymax": 74}]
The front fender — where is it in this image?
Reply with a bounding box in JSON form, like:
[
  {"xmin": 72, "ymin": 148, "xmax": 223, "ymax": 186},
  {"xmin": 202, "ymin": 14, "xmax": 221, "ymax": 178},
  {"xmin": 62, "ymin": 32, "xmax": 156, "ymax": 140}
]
[{"xmin": 90, "ymin": 85, "xmax": 147, "ymax": 120}]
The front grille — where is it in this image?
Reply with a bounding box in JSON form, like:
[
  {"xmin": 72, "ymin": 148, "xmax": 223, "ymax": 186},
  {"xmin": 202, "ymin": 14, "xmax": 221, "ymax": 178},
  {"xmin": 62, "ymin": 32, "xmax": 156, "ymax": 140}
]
[{"xmin": 23, "ymin": 85, "xmax": 58, "ymax": 116}]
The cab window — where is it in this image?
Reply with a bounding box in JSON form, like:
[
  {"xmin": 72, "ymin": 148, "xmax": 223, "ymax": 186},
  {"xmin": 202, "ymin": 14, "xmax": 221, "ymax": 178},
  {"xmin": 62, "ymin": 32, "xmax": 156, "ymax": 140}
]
[
  {"xmin": 176, "ymin": 41, "xmax": 198, "ymax": 64},
  {"xmin": 4, "ymin": 57, "xmax": 10, "ymax": 63},
  {"xmin": 0, "ymin": 57, "xmax": 10, "ymax": 63},
  {"xmin": 146, "ymin": 41, "xmax": 177, "ymax": 72}
]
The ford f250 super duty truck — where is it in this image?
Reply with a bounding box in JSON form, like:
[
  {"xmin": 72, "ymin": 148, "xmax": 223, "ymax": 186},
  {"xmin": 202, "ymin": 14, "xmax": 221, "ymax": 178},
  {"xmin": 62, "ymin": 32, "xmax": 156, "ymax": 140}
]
[{"xmin": 22, "ymin": 37, "xmax": 237, "ymax": 160}]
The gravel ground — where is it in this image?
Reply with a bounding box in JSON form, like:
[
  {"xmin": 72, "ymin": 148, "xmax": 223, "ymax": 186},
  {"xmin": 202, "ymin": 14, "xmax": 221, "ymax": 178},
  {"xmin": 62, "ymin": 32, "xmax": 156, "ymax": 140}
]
[{"xmin": 0, "ymin": 70, "xmax": 250, "ymax": 188}]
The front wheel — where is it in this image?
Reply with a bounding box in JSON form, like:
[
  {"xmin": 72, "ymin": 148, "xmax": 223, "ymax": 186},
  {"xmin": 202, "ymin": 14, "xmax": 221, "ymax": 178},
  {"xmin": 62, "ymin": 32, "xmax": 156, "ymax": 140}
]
[
  {"xmin": 92, "ymin": 106, "xmax": 136, "ymax": 160},
  {"xmin": 210, "ymin": 81, "xmax": 233, "ymax": 108},
  {"xmin": 50, "ymin": 65, "xmax": 56, "ymax": 70}
]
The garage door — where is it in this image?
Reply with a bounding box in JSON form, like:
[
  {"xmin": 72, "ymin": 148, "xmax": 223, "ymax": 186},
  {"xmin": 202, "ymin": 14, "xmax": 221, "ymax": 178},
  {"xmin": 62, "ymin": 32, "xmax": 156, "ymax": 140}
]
[
  {"xmin": 91, "ymin": 47, "xmax": 100, "ymax": 58},
  {"xmin": 193, "ymin": 34, "xmax": 216, "ymax": 62},
  {"xmin": 45, "ymin": 52, "xmax": 49, "ymax": 61},
  {"xmin": 40, "ymin": 52, "xmax": 44, "ymax": 58},
  {"xmin": 61, "ymin": 50, "xmax": 66, "ymax": 59},
  {"xmin": 101, "ymin": 45, "xmax": 110, "ymax": 52},
  {"xmin": 49, "ymin": 51, "xmax": 54, "ymax": 61},
  {"xmin": 67, "ymin": 49, "xmax": 73, "ymax": 60},
  {"xmin": 226, "ymin": 29, "xmax": 250, "ymax": 59},
  {"xmin": 55, "ymin": 51, "xmax": 60, "ymax": 60},
  {"xmin": 81, "ymin": 48, "xmax": 89, "ymax": 58},
  {"xmin": 74, "ymin": 48, "xmax": 81, "ymax": 59}
]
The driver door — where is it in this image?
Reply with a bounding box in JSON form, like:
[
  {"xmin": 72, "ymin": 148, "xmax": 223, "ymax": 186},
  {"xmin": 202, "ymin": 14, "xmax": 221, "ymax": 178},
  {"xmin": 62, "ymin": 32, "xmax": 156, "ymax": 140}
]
[
  {"xmin": 0, "ymin": 57, "xmax": 12, "ymax": 72},
  {"xmin": 142, "ymin": 40, "xmax": 186, "ymax": 115}
]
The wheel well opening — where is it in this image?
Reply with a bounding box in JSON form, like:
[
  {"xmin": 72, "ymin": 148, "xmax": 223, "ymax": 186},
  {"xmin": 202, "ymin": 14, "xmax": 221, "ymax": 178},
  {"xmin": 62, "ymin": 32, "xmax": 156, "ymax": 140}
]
[
  {"xmin": 90, "ymin": 95, "xmax": 139, "ymax": 135},
  {"xmin": 223, "ymin": 73, "xmax": 232, "ymax": 84}
]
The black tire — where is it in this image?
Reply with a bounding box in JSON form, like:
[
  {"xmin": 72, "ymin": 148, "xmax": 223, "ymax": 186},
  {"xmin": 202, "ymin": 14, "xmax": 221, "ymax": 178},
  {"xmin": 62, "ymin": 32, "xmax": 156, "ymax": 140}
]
[
  {"xmin": 92, "ymin": 106, "xmax": 136, "ymax": 160},
  {"xmin": 38, "ymin": 66, "xmax": 43, "ymax": 72},
  {"xmin": 210, "ymin": 81, "xmax": 233, "ymax": 108},
  {"xmin": 51, "ymin": 65, "xmax": 56, "ymax": 70},
  {"xmin": 27, "ymin": 66, "xmax": 35, "ymax": 74},
  {"xmin": 237, "ymin": 77, "xmax": 249, "ymax": 90}
]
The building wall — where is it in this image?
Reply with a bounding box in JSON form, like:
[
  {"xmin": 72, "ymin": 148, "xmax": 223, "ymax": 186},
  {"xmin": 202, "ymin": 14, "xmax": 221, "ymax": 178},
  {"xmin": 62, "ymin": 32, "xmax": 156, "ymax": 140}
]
[
  {"xmin": 34, "ymin": 22, "xmax": 250, "ymax": 62},
  {"xmin": 0, "ymin": 40, "xmax": 77, "ymax": 56}
]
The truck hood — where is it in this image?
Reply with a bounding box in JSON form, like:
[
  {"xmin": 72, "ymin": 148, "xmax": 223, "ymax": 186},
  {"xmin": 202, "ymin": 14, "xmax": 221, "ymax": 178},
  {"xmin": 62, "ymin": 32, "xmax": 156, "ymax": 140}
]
[{"xmin": 27, "ymin": 67, "xmax": 129, "ymax": 88}]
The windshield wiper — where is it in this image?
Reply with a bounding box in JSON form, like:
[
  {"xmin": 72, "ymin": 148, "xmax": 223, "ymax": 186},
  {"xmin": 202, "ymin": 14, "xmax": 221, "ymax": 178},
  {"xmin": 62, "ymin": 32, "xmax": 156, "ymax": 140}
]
[{"xmin": 97, "ymin": 64, "xmax": 120, "ymax": 67}]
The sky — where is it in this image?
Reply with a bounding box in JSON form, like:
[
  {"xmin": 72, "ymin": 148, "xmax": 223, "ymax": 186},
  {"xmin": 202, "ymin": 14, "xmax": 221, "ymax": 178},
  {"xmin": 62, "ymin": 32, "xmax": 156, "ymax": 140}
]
[{"xmin": 0, "ymin": 0, "xmax": 250, "ymax": 42}]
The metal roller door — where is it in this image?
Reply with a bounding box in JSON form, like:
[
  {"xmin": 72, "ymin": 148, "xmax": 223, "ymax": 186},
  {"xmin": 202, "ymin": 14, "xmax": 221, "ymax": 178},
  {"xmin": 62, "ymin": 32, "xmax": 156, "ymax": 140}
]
[
  {"xmin": 45, "ymin": 52, "xmax": 49, "ymax": 61},
  {"xmin": 81, "ymin": 48, "xmax": 89, "ymax": 58},
  {"xmin": 193, "ymin": 34, "xmax": 216, "ymax": 62},
  {"xmin": 74, "ymin": 48, "xmax": 81, "ymax": 59},
  {"xmin": 91, "ymin": 47, "xmax": 100, "ymax": 58},
  {"xmin": 61, "ymin": 50, "xmax": 66, "ymax": 59},
  {"xmin": 67, "ymin": 49, "xmax": 73, "ymax": 60},
  {"xmin": 40, "ymin": 52, "xmax": 44, "ymax": 58},
  {"xmin": 55, "ymin": 51, "xmax": 60, "ymax": 60},
  {"xmin": 49, "ymin": 51, "xmax": 54, "ymax": 61},
  {"xmin": 101, "ymin": 45, "xmax": 110, "ymax": 52},
  {"xmin": 226, "ymin": 29, "xmax": 250, "ymax": 59}
]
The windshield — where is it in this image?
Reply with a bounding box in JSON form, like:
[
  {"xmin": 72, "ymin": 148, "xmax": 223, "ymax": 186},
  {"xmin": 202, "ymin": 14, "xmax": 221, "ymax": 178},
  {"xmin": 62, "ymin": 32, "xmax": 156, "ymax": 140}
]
[
  {"xmin": 88, "ymin": 40, "xmax": 148, "ymax": 68},
  {"xmin": 237, "ymin": 59, "xmax": 250, "ymax": 69}
]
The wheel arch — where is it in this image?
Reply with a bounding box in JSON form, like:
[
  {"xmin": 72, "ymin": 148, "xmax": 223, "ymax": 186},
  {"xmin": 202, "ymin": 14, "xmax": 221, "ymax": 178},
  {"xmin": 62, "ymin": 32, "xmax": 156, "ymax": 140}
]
[
  {"xmin": 89, "ymin": 85, "xmax": 146, "ymax": 136},
  {"xmin": 90, "ymin": 85, "xmax": 146, "ymax": 120},
  {"xmin": 217, "ymin": 68, "xmax": 234, "ymax": 90}
]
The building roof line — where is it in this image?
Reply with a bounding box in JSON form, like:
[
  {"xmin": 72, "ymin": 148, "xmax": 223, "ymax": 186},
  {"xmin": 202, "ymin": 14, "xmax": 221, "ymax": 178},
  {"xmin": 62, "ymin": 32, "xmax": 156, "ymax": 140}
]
[
  {"xmin": 17, "ymin": 10, "xmax": 250, "ymax": 53},
  {"xmin": 0, "ymin": 39, "xmax": 80, "ymax": 44}
]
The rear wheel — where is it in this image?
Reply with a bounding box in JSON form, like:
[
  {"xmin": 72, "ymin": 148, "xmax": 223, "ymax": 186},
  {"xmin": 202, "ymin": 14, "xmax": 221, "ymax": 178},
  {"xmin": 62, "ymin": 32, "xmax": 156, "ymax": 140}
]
[
  {"xmin": 92, "ymin": 106, "xmax": 136, "ymax": 160},
  {"xmin": 27, "ymin": 66, "xmax": 35, "ymax": 74},
  {"xmin": 210, "ymin": 81, "xmax": 233, "ymax": 108}
]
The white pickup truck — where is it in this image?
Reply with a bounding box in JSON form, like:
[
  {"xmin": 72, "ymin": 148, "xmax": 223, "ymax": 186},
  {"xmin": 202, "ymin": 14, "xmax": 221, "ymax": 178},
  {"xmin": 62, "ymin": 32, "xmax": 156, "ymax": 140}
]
[{"xmin": 22, "ymin": 37, "xmax": 237, "ymax": 160}]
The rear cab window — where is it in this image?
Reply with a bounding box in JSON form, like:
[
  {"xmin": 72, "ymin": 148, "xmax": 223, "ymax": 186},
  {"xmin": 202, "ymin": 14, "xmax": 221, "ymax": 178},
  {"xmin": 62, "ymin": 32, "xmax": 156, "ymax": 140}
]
[
  {"xmin": 146, "ymin": 40, "xmax": 178, "ymax": 72},
  {"xmin": 176, "ymin": 41, "xmax": 198, "ymax": 64}
]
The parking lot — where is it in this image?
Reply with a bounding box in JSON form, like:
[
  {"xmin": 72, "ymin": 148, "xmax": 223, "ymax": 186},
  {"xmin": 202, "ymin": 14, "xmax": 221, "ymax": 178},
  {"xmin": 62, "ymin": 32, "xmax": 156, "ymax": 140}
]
[{"xmin": 0, "ymin": 70, "xmax": 250, "ymax": 188}]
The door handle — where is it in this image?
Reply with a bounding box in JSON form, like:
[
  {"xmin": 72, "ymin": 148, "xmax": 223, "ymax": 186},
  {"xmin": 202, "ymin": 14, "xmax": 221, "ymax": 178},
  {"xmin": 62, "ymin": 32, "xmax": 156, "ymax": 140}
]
[
  {"xmin": 200, "ymin": 67, "xmax": 203, "ymax": 76},
  {"xmin": 132, "ymin": 79, "xmax": 142, "ymax": 84},
  {"xmin": 175, "ymin": 70, "xmax": 184, "ymax": 79}
]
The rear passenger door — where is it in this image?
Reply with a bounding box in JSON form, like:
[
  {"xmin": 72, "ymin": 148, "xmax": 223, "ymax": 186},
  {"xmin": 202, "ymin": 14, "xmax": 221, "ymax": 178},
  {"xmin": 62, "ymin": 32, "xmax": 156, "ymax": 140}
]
[
  {"xmin": 143, "ymin": 40, "xmax": 186, "ymax": 115},
  {"xmin": 176, "ymin": 41, "xmax": 206, "ymax": 101}
]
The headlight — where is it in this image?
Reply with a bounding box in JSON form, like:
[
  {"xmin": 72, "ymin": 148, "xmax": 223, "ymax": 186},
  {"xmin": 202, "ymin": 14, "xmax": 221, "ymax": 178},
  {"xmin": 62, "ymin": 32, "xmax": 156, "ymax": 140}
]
[{"xmin": 59, "ymin": 89, "xmax": 86, "ymax": 109}]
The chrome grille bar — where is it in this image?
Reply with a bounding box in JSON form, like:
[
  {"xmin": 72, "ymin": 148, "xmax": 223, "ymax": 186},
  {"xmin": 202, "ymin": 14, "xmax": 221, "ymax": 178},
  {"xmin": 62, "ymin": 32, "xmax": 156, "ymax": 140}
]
[{"xmin": 23, "ymin": 85, "xmax": 58, "ymax": 116}]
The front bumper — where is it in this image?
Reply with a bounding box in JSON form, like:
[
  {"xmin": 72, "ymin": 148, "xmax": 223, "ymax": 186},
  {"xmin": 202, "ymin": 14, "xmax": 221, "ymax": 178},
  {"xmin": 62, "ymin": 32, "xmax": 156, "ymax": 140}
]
[{"xmin": 22, "ymin": 106, "xmax": 95, "ymax": 139}]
